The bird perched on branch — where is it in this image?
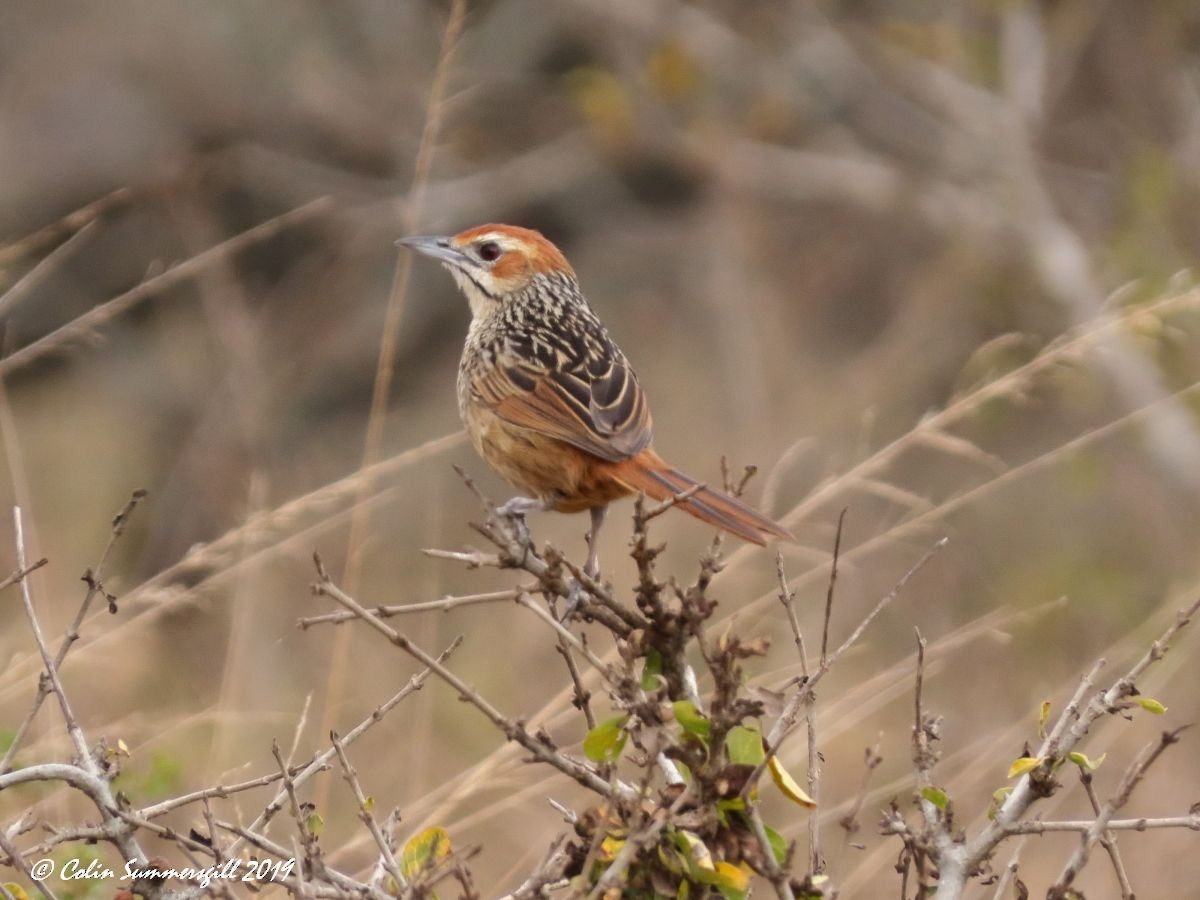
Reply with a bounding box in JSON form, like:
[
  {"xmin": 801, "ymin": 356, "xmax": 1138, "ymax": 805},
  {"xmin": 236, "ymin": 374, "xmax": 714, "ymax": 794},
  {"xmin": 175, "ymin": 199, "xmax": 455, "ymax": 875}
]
[{"xmin": 397, "ymin": 224, "xmax": 792, "ymax": 575}]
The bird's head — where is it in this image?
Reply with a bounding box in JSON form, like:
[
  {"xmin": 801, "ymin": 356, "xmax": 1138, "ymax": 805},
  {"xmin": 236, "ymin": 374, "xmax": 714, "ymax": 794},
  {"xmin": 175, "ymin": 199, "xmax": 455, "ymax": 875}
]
[{"xmin": 397, "ymin": 224, "xmax": 576, "ymax": 318}]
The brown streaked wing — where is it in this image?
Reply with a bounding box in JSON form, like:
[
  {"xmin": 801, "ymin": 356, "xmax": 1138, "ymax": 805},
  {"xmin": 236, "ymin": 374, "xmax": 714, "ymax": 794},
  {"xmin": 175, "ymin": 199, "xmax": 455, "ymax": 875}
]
[{"xmin": 476, "ymin": 357, "xmax": 652, "ymax": 462}]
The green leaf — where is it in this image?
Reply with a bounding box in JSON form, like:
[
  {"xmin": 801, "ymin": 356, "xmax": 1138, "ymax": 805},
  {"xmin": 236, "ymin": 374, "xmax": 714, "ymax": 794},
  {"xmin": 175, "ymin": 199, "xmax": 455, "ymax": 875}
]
[
  {"xmin": 1067, "ymin": 751, "xmax": 1106, "ymax": 771},
  {"xmin": 717, "ymin": 797, "xmax": 746, "ymax": 814},
  {"xmin": 583, "ymin": 715, "xmax": 629, "ymax": 763},
  {"xmin": 671, "ymin": 701, "xmax": 711, "ymax": 743},
  {"xmin": 402, "ymin": 826, "xmax": 451, "ymax": 879},
  {"xmin": 305, "ymin": 812, "xmax": 324, "ymax": 836},
  {"xmin": 1038, "ymin": 700, "xmax": 1051, "ymax": 739},
  {"xmin": 725, "ymin": 725, "xmax": 764, "ymax": 765},
  {"xmin": 919, "ymin": 786, "xmax": 949, "ymax": 810},
  {"xmin": 987, "ymin": 786, "xmax": 1013, "ymax": 820},
  {"xmin": 1136, "ymin": 697, "xmax": 1167, "ymax": 715},
  {"xmin": 674, "ymin": 829, "xmax": 715, "ymax": 878},
  {"xmin": 641, "ymin": 651, "xmax": 664, "ymax": 691},
  {"xmin": 1007, "ymin": 756, "xmax": 1042, "ymax": 779},
  {"xmin": 763, "ymin": 823, "xmax": 788, "ymax": 866}
]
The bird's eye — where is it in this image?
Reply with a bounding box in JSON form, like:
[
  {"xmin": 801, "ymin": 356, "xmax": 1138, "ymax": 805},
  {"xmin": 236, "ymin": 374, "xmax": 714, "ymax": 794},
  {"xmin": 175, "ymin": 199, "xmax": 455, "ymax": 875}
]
[{"xmin": 478, "ymin": 241, "xmax": 502, "ymax": 262}]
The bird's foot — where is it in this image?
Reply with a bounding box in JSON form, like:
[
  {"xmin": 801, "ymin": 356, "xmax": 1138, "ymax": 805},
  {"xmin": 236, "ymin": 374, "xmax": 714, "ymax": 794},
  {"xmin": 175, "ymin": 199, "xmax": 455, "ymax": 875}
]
[
  {"xmin": 561, "ymin": 579, "xmax": 585, "ymax": 623},
  {"xmin": 497, "ymin": 496, "xmax": 544, "ymax": 517},
  {"xmin": 496, "ymin": 496, "xmax": 543, "ymax": 547}
]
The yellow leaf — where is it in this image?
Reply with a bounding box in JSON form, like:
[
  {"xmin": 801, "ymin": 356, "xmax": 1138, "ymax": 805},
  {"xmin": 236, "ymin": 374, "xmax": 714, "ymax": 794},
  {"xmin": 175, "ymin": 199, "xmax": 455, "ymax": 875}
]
[
  {"xmin": 1007, "ymin": 757, "xmax": 1042, "ymax": 779},
  {"xmin": 713, "ymin": 861, "xmax": 750, "ymax": 890},
  {"xmin": 565, "ymin": 68, "xmax": 632, "ymax": 145},
  {"xmin": 1038, "ymin": 701, "xmax": 1051, "ymax": 739},
  {"xmin": 1136, "ymin": 697, "xmax": 1167, "ymax": 715},
  {"xmin": 646, "ymin": 41, "xmax": 700, "ymax": 101},
  {"xmin": 3, "ymin": 884, "xmax": 30, "ymax": 900},
  {"xmin": 598, "ymin": 835, "xmax": 624, "ymax": 862},
  {"xmin": 402, "ymin": 826, "xmax": 451, "ymax": 879},
  {"xmin": 768, "ymin": 755, "xmax": 817, "ymax": 808},
  {"xmin": 117, "ymin": 738, "xmax": 131, "ymax": 757}
]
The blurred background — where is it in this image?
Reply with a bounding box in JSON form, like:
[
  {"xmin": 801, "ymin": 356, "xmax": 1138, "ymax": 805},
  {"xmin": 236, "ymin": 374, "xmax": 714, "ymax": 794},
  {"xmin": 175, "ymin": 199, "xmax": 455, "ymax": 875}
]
[{"xmin": 3, "ymin": 0, "xmax": 1200, "ymax": 895}]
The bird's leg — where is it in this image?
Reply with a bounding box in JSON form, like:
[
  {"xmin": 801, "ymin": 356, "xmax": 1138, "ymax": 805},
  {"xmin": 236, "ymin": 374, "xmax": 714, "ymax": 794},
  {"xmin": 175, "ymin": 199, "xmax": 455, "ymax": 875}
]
[
  {"xmin": 497, "ymin": 496, "xmax": 545, "ymax": 517},
  {"xmin": 584, "ymin": 505, "xmax": 607, "ymax": 579},
  {"xmin": 562, "ymin": 506, "xmax": 607, "ymax": 624}
]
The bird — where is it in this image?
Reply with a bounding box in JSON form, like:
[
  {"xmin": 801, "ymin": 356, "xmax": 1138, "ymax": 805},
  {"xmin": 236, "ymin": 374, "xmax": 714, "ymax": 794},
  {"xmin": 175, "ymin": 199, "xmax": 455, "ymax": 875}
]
[{"xmin": 397, "ymin": 224, "xmax": 792, "ymax": 576}]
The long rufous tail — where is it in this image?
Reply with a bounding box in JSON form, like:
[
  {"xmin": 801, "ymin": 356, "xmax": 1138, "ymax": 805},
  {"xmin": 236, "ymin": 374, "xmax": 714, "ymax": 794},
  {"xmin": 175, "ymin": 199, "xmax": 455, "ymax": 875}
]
[{"xmin": 610, "ymin": 450, "xmax": 794, "ymax": 546}]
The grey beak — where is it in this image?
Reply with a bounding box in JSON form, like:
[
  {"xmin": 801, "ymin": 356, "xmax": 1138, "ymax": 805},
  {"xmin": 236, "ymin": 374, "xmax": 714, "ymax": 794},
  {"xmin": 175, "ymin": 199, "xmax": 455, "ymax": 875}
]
[{"xmin": 395, "ymin": 234, "xmax": 471, "ymax": 268}]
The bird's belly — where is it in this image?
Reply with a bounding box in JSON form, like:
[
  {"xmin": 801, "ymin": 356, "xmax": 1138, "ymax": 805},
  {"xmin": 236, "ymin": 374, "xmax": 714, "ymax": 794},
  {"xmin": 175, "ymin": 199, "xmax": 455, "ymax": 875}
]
[{"xmin": 462, "ymin": 402, "xmax": 630, "ymax": 512}]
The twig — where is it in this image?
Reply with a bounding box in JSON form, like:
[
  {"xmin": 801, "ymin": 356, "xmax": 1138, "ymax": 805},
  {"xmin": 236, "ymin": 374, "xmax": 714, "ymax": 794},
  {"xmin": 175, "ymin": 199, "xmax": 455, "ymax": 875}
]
[
  {"xmin": 311, "ymin": 555, "xmax": 623, "ymax": 799},
  {"xmin": 1047, "ymin": 728, "xmax": 1185, "ymax": 898},
  {"xmin": 835, "ymin": 744, "xmax": 883, "ymax": 869},
  {"xmin": 0, "ymin": 558, "xmax": 47, "ymax": 595},
  {"xmin": 1003, "ymin": 813, "xmax": 1200, "ymax": 834},
  {"xmin": 2, "ymin": 490, "xmax": 146, "ymax": 773},
  {"xmin": 272, "ymin": 740, "xmax": 323, "ymax": 879},
  {"xmin": 330, "ymin": 732, "xmax": 407, "ymax": 892},
  {"xmin": 0, "ymin": 828, "xmax": 60, "ymax": 900},
  {"xmin": 746, "ymin": 802, "xmax": 797, "ymax": 900},
  {"xmin": 214, "ymin": 636, "xmax": 461, "ymax": 861},
  {"xmin": 643, "ymin": 482, "xmax": 707, "ymax": 520},
  {"xmin": 11, "ymin": 507, "xmax": 92, "ymax": 771},
  {"xmin": 969, "ymin": 597, "xmax": 1200, "ymax": 873},
  {"xmin": 555, "ymin": 639, "xmax": 596, "ymax": 731},
  {"xmin": 775, "ymin": 552, "xmax": 806, "ymax": 675},
  {"xmin": 988, "ymin": 837, "xmax": 1027, "ymax": 900},
  {"xmin": 810, "ymin": 511, "xmax": 845, "ymax": 875},
  {"xmin": 585, "ymin": 787, "xmax": 693, "ymax": 899},
  {"xmin": 299, "ymin": 588, "xmax": 524, "ymax": 628},
  {"xmin": 820, "ymin": 508, "xmax": 846, "ymax": 667},
  {"xmin": 497, "ymin": 836, "xmax": 571, "ymax": 900},
  {"xmin": 743, "ymin": 537, "xmax": 947, "ymax": 797},
  {"xmin": 1079, "ymin": 767, "xmax": 1134, "ymax": 899},
  {"xmin": 215, "ymin": 819, "xmax": 389, "ymax": 899},
  {"xmin": 514, "ymin": 592, "xmax": 613, "ymax": 675}
]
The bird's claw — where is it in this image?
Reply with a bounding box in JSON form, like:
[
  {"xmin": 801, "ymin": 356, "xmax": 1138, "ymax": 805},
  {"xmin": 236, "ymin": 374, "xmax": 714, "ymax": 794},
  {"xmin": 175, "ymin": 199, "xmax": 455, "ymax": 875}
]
[
  {"xmin": 509, "ymin": 515, "xmax": 531, "ymax": 547},
  {"xmin": 560, "ymin": 579, "xmax": 585, "ymax": 623}
]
